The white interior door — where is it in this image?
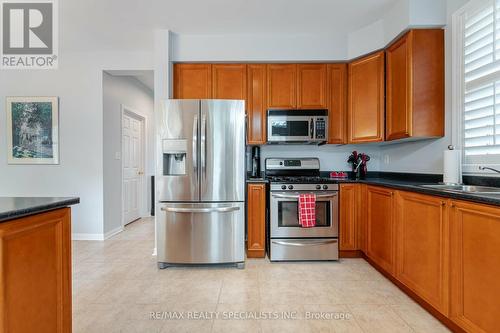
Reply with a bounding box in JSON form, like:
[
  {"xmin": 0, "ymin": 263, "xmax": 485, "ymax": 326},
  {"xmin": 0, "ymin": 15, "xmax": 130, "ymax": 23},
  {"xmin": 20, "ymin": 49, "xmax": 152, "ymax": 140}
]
[{"xmin": 122, "ymin": 110, "xmax": 144, "ymax": 225}]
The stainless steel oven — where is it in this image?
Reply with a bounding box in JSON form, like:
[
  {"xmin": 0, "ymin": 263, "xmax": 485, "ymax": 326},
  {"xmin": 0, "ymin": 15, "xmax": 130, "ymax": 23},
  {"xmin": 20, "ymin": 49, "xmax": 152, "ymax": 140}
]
[
  {"xmin": 267, "ymin": 109, "xmax": 328, "ymax": 144},
  {"xmin": 270, "ymin": 187, "xmax": 338, "ymax": 238},
  {"xmin": 266, "ymin": 157, "xmax": 339, "ymax": 261}
]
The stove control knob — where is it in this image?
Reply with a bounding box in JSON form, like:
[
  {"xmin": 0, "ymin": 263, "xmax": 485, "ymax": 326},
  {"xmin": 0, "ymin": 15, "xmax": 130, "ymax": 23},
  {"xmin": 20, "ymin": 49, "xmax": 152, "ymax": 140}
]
[
  {"xmin": 288, "ymin": 185, "xmax": 294, "ymax": 190},
  {"xmin": 316, "ymin": 185, "xmax": 321, "ymax": 190},
  {"xmin": 281, "ymin": 185, "xmax": 287, "ymax": 190},
  {"xmin": 323, "ymin": 185, "xmax": 329, "ymax": 190}
]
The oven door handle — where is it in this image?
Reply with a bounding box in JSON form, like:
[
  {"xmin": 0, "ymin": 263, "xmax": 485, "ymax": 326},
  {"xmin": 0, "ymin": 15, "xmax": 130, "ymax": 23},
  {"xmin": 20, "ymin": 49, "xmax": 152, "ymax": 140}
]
[
  {"xmin": 272, "ymin": 240, "xmax": 338, "ymax": 247},
  {"xmin": 271, "ymin": 193, "xmax": 336, "ymax": 199}
]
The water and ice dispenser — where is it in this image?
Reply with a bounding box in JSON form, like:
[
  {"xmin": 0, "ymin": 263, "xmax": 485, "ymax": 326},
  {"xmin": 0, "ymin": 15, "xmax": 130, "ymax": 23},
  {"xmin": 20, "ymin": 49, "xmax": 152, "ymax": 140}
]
[{"xmin": 162, "ymin": 139, "xmax": 187, "ymax": 175}]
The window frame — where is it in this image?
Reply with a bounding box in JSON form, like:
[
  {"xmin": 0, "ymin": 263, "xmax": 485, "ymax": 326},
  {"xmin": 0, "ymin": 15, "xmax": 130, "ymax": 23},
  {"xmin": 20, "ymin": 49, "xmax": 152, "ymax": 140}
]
[{"xmin": 452, "ymin": 0, "xmax": 500, "ymax": 174}]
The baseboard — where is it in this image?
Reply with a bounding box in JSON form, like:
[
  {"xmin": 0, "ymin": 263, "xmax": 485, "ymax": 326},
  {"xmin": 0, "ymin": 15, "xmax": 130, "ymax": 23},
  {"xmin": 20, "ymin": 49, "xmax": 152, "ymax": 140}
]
[
  {"xmin": 72, "ymin": 226, "xmax": 123, "ymax": 241},
  {"xmin": 104, "ymin": 226, "xmax": 123, "ymax": 240}
]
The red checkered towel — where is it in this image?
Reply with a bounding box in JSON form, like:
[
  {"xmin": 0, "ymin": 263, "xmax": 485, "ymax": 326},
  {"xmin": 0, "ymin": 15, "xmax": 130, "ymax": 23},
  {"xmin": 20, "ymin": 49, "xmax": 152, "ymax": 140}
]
[{"xmin": 298, "ymin": 193, "xmax": 316, "ymax": 228}]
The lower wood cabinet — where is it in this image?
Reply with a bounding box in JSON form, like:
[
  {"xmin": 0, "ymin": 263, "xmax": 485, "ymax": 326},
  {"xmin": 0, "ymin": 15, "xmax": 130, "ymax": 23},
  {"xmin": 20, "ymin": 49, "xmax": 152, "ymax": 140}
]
[
  {"xmin": 0, "ymin": 208, "xmax": 72, "ymax": 333},
  {"xmin": 366, "ymin": 186, "xmax": 395, "ymax": 274},
  {"xmin": 247, "ymin": 183, "xmax": 266, "ymax": 258},
  {"xmin": 449, "ymin": 200, "xmax": 500, "ymax": 333},
  {"xmin": 395, "ymin": 191, "xmax": 449, "ymax": 315},
  {"xmin": 339, "ymin": 184, "xmax": 359, "ymax": 251}
]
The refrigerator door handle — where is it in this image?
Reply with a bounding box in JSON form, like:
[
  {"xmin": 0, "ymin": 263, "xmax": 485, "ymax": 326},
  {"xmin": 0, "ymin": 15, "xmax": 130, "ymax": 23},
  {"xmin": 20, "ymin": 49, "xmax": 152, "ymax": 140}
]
[
  {"xmin": 161, "ymin": 206, "xmax": 240, "ymax": 213},
  {"xmin": 193, "ymin": 115, "xmax": 198, "ymax": 174},
  {"xmin": 201, "ymin": 113, "xmax": 207, "ymax": 177}
]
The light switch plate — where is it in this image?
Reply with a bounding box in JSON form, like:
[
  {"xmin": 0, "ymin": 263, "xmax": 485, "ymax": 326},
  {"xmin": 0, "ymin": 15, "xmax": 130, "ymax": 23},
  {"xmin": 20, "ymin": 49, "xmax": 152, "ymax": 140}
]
[{"xmin": 115, "ymin": 152, "xmax": 121, "ymax": 160}]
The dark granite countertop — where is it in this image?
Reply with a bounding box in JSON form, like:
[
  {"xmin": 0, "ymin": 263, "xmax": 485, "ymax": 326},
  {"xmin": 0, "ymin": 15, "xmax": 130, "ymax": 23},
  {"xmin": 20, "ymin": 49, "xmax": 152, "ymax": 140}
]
[
  {"xmin": 246, "ymin": 177, "xmax": 269, "ymax": 183},
  {"xmin": 0, "ymin": 197, "xmax": 80, "ymax": 222},
  {"xmin": 247, "ymin": 171, "xmax": 500, "ymax": 206},
  {"xmin": 338, "ymin": 178, "xmax": 500, "ymax": 206}
]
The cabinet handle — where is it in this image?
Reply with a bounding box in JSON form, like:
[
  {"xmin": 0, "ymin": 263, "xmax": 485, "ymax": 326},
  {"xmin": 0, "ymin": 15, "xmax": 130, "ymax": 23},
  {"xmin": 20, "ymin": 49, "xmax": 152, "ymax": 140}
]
[{"xmin": 441, "ymin": 201, "xmax": 446, "ymax": 206}]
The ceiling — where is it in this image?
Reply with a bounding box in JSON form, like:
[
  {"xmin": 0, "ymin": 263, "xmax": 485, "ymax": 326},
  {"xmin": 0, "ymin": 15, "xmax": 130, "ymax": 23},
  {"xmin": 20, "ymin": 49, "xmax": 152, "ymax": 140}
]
[{"xmin": 62, "ymin": 0, "xmax": 399, "ymax": 51}]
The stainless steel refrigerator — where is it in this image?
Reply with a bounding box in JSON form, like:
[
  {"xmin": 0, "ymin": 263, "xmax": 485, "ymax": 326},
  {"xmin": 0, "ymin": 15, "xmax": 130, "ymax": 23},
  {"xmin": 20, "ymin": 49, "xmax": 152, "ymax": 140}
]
[{"xmin": 156, "ymin": 99, "xmax": 246, "ymax": 268}]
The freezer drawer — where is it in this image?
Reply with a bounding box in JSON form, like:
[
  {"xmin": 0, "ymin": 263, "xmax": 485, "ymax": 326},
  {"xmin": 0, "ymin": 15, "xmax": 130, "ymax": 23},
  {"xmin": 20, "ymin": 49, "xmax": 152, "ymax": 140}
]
[
  {"xmin": 157, "ymin": 202, "xmax": 245, "ymax": 265},
  {"xmin": 270, "ymin": 238, "xmax": 339, "ymax": 261}
]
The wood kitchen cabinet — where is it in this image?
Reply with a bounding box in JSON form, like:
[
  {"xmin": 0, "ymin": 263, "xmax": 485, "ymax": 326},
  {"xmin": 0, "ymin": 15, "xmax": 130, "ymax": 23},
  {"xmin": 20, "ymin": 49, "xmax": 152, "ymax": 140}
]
[
  {"xmin": 247, "ymin": 183, "xmax": 266, "ymax": 258},
  {"xmin": 173, "ymin": 63, "xmax": 212, "ymax": 99},
  {"xmin": 366, "ymin": 185, "xmax": 395, "ymax": 274},
  {"xmin": 267, "ymin": 64, "xmax": 297, "ymax": 109},
  {"xmin": 212, "ymin": 64, "xmax": 247, "ymax": 101},
  {"xmin": 348, "ymin": 51, "xmax": 385, "ymax": 143},
  {"xmin": 297, "ymin": 64, "xmax": 327, "ymax": 109},
  {"xmin": 339, "ymin": 184, "xmax": 359, "ymax": 251},
  {"xmin": 247, "ymin": 64, "xmax": 267, "ymax": 144},
  {"xmin": 386, "ymin": 29, "xmax": 444, "ymax": 141},
  {"xmin": 395, "ymin": 191, "xmax": 449, "ymax": 315},
  {"xmin": 449, "ymin": 200, "xmax": 500, "ymax": 333},
  {"xmin": 327, "ymin": 64, "xmax": 347, "ymax": 144},
  {"xmin": 0, "ymin": 208, "xmax": 72, "ymax": 333}
]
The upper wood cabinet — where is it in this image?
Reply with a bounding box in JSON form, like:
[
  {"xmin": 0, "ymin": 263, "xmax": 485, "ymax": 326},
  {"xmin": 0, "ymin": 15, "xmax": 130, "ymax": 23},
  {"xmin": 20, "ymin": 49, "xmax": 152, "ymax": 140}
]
[
  {"xmin": 247, "ymin": 64, "xmax": 267, "ymax": 144},
  {"xmin": 212, "ymin": 64, "xmax": 247, "ymax": 101},
  {"xmin": 348, "ymin": 51, "xmax": 385, "ymax": 143},
  {"xmin": 173, "ymin": 63, "xmax": 212, "ymax": 99},
  {"xmin": 449, "ymin": 200, "xmax": 500, "ymax": 333},
  {"xmin": 327, "ymin": 64, "xmax": 347, "ymax": 144},
  {"xmin": 297, "ymin": 64, "xmax": 327, "ymax": 109},
  {"xmin": 339, "ymin": 183, "xmax": 359, "ymax": 251},
  {"xmin": 247, "ymin": 183, "xmax": 266, "ymax": 258},
  {"xmin": 395, "ymin": 191, "xmax": 449, "ymax": 315},
  {"xmin": 267, "ymin": 64, "xmax": 297, "ymax": 109},
  {"xmin": 386, "ymin": 29, "xmax": 444, "ymax": 141},
  {"xmin": 366, "ymin": 185, "xmax": 395, "ymax": 274}
]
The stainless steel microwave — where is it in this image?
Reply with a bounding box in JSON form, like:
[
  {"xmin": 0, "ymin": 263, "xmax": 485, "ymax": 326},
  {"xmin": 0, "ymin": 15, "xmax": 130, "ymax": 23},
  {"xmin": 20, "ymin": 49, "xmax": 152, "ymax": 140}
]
[{"xmin": 267, "ymin": 110, "xmax": 328, "ymax": 144}]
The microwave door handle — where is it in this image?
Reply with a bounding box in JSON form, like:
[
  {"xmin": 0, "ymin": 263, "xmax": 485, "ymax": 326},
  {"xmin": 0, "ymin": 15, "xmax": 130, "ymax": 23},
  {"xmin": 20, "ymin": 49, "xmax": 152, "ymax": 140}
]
[{"xmin": 310, "ymin": 118, "xmax": 314, "ymax": 139}]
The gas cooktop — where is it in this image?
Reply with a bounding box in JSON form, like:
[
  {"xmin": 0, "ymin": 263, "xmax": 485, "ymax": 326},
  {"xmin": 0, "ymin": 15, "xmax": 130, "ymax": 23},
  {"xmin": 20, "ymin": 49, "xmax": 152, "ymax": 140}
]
[{"xmin": 266, "ymin": 176, "xmax": 339, "ymax": 183}]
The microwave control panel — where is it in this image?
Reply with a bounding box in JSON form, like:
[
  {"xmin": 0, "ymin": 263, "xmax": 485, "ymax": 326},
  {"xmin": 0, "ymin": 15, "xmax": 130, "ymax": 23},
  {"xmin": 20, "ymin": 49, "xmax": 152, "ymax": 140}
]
[{"xmin": 315, "ymin": 118, "xmax": 326, "ymax": 139}]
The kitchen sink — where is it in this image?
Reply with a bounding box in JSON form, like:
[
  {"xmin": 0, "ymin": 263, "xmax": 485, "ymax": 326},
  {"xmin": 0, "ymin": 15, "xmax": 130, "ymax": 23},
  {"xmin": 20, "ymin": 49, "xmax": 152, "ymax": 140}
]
[{"xmin": 419, "ymin": 184, "xmax": 500, "ymax": 194}]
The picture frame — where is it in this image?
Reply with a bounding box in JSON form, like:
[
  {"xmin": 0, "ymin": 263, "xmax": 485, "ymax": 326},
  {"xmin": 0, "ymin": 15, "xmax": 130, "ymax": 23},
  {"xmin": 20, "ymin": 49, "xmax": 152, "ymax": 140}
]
[{"xmin": 6, "ymin": 96, "xmax": 60, "ymax": 165}]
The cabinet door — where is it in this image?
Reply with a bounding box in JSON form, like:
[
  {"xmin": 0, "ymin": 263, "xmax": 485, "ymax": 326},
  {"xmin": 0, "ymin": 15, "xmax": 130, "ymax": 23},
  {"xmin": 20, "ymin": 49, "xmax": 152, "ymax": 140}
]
[
  {"xmin": 267, "ymin": 64, "xmax": 297, "ymax": 109},
  {"xmin": 386, "ymin": 32, "xmax": 411, "ymax": 140},
  {"xmin": 247, "ymin": 183, "xmax": 266, "ymax": 258},
  {"xmin": 340, "ymin": 184, "xmax": 358, "ymax": 250},
  {"xmin": 395, "ymin": 191, "xmax": 449, "ymax": 315},
  {"xmin": 297, "ymin": 64, "xmax": 327, "ymax": 109},
  {"xmin": 450, "ymin": 200, "xmax": 500, "ymax": 333},
  {"xmin": 327, "ymin": 64, "xmax": 347, "ymax": 144},
  {"xmin": 0, "ymin": 208, "xmax": 72, "ymax": 333},
  {"xmin": 348, "ymin": 51, "xmax": 385, "ymax": 143},
  {"xmin": 366, "ymin": 186, "xmax": 395, "ymax": 274},
  {"xmin": 212, "ymin": 64, "xmax": 247, "ymax": 100},
  {"xmin": 247, "ymin": 64, "xmax": 267, "ymax": 144},
  {"xmin": 173, "ymin": 63, "xmax": 212, "ymax": 99}
]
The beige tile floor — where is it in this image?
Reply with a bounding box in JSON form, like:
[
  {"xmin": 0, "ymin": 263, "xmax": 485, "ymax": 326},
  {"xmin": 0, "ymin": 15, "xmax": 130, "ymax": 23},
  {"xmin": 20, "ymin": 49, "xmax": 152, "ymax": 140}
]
[{"xmin": 72, "ymin": 217, "xmax": 450, "ymax": 333}]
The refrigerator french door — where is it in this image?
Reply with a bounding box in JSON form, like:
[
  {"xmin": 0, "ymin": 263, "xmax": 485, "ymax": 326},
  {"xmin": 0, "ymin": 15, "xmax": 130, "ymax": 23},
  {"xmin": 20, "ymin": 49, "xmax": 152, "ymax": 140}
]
[{"xmin": 156, "ymin": 99, "xmax": 245, "ymax": 267}]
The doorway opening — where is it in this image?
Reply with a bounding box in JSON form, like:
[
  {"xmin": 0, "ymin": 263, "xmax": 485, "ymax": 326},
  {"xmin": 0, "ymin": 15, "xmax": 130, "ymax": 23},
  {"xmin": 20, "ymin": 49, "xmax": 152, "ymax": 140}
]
[{"xmin": 103, "ymin": 70, "xmax": 154, "ymax": 239}]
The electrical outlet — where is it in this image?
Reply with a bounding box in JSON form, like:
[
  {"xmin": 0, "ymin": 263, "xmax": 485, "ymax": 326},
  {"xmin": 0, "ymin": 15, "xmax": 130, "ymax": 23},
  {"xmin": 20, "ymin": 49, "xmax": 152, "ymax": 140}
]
[
  {"xmin": 384, "ymin": 155, "xmax": 390, "ymax": 164},
  {"xmin": 115, "ymin": 152, "xmax": 121, "ymax": 160}
]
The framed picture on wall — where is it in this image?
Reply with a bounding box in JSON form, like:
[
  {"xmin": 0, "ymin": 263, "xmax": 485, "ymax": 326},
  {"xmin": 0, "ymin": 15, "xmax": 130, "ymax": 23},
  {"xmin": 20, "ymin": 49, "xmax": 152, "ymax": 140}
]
[{"xmin": 6, "ymin": 97, "xmax": 60, "ymax": 165}]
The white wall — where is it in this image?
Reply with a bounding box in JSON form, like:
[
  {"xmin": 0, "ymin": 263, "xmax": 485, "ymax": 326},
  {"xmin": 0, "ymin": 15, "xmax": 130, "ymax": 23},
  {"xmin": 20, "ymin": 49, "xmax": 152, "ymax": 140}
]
[
  {"xmin": 377, "ymin": 0, "xmax": 468, "ymax": 174},
  {"xmin": 103, "ymin": 72, "xmax": 154, "ymax": 236},
  {"xmin": 0, "ymin": 51, "xmax": 153, "ymax": 239},
  {"xmin": 261, "ymin": 145, "xmax": 380, "ymax": 172},
  {"xmin": 172, "ymin": 33, "xmax": 348, "ymax": 62}
]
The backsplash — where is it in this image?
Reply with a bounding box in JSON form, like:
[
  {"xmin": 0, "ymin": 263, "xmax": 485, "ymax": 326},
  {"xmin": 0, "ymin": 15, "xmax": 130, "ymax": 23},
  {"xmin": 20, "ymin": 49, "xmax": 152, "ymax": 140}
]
[{"xmin": 256, "ymin": 144, "xmax": 380, "ymax": 171}]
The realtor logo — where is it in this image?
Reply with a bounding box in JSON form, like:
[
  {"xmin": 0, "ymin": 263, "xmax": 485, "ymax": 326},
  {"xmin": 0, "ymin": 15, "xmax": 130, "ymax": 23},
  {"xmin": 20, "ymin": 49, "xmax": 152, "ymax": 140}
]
[{"xmin": 1, "ymin": 0, "xmax": 58, "ymax": 69}]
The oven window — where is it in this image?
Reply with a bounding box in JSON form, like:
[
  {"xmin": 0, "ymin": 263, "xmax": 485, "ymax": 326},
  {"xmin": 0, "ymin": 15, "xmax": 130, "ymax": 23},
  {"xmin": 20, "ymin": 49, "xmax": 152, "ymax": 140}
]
[
  {"xmin": 277, "ymin": 201, "xmax": 331, "ymax": 227},
  {"xmin": 271, "ymin": 121, "xmax": 309, "ymax": 137}
]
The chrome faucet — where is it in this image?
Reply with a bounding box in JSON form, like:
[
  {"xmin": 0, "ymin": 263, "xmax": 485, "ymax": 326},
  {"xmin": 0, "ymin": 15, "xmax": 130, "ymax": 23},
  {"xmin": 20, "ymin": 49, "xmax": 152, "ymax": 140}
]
[{"xmin": 479, "ymin": 166, "xmax": 500, "ymax": 174}]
